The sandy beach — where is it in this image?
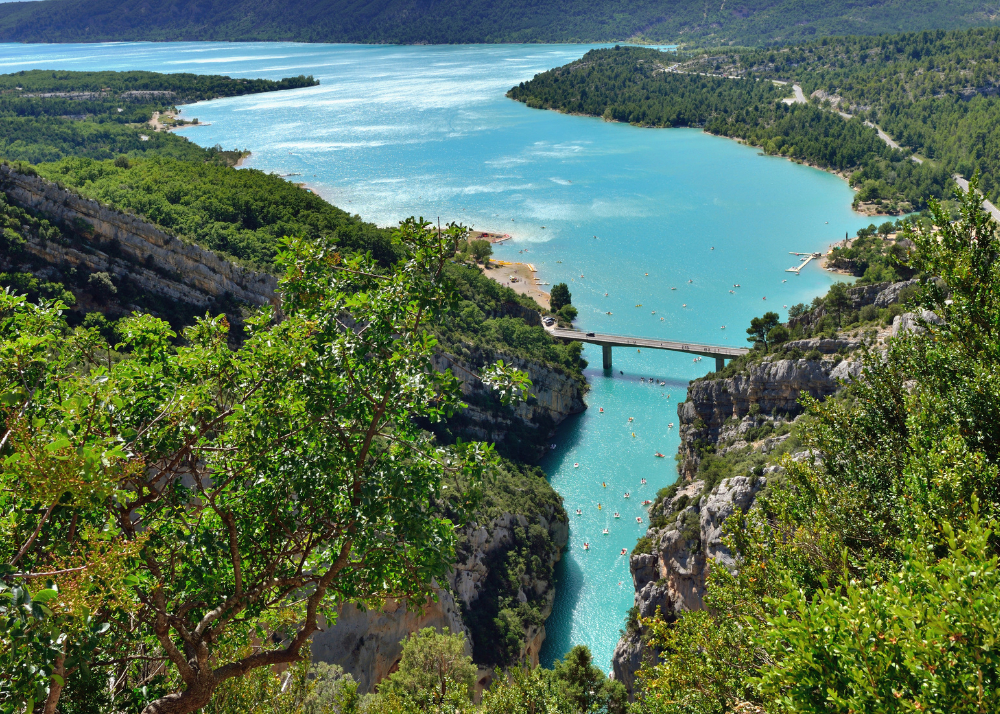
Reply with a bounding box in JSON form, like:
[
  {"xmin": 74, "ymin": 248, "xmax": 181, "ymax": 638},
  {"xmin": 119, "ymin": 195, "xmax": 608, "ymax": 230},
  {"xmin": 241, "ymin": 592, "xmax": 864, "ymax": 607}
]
[{"xmin": 488, "ymin": 260, "xmax": 550, "ymax": 309}]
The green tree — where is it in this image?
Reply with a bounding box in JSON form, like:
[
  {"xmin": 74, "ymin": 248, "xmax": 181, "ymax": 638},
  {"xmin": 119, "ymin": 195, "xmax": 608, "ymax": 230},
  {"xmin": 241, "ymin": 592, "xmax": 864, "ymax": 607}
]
[
  {"xmin": 470, "ymin": 239, "xmax": 493, "ymax": 264},
  {"xmin": 552, "ymin": 645, "xmax": 627, "ymax": 714},
  {"xmin": 549, "ymin": 283, "xmax": 571, "ymax": 312},
  {"xmin": 823, "ymin": 282, "xmax": 852, "ymax": 317},
  {"xmin": 0, "ymin": 218, "xmax": 527, "ymax": 714},
  {"xmin": 480, "ymin": 666, "xmax": 569, "ymax": 714},
  {"xmin": 374, "ymin": 628, "xmax": 477, "ymax": 709},
  {"xmin": 745, "ymin": 311, "xmax": 780, "ymax": 347}
]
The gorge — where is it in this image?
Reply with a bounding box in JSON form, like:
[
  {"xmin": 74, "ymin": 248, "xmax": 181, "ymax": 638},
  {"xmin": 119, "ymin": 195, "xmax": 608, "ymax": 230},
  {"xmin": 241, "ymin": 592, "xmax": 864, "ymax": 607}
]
[{"xmin": 0, "ymin": 41, "xmax": 889, "ymax": 683}]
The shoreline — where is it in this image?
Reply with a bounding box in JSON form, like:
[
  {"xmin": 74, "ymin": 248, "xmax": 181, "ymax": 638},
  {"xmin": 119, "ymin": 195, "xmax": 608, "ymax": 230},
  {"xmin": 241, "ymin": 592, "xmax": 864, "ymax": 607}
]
[{"xmin": 488, "ymin": 259, "xmax": 550, "ymax": 309}]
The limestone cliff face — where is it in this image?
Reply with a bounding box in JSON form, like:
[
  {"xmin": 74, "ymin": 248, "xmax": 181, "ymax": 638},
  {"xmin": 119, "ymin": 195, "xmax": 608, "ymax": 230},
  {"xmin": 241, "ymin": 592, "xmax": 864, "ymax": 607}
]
[
  {"xmin": 612, "ymin": 353, "xmax": 857, "ymax": 693},
  {"xmin": 0, "ymin": 164, "xmax": 277, "ymax": 308},
  {"xmin": 676, "ymin": 357, "xmax": 841, "ymax": 479},
  {"xmin": 311, "ymin": 507, "xmax": 568, "ymax": 693},
  {"xmin": 310, "ymin": 585, "xmax": 470, "ymax": 695},
  {"xmin": 611, "ymin": 476, "xmax": 766, "ymax": 692},
  {"xmin": 433, "ymin": 350, "xmax": 586, "ymax": 461}
]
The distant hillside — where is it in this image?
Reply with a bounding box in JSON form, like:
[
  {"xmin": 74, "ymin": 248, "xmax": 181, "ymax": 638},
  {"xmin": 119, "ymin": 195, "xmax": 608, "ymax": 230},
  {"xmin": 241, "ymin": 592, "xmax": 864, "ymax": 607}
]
[{"xmin": 0, "ymin": 0, "xmax": 998, "ymax": 46}]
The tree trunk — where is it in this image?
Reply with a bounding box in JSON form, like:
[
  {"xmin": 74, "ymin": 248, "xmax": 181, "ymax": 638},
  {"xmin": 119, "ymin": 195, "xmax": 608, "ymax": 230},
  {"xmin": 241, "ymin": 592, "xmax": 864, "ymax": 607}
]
[
  {"xmin": 42, "ymin": 650, "xmax": 66, "ymax": 714},
  {"xmin": 140, "ymin": 678, "xmax": 216, "ymax": 714}
]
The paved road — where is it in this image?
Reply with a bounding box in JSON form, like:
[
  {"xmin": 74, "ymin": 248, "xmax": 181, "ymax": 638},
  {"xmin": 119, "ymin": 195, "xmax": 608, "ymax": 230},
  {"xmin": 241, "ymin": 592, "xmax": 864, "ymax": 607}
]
[
  {"xmin": 781, "ymin": 84, "xmax": 807, "ymax": 105},
  {"xmin": 953, "ymin": 175, "xmax": 1000, "ymax": 222},
  {"xmin": 547, "ymin": 327, "xmax": 749, "ymax": 359}
]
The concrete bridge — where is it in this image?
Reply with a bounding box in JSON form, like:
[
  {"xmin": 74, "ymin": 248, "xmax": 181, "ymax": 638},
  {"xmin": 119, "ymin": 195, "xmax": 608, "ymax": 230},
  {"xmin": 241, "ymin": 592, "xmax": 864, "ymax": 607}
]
[{"xmin": 548, "ymin": 327, "xmax": 749, "ymax": 372}]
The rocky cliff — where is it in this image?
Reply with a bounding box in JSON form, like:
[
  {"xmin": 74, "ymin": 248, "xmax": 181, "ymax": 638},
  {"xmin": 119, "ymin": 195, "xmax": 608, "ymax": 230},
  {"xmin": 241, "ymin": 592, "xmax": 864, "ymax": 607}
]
[
  {"xmin": 611, "ymin": 280, "xmax": 920, "ymax": 694},
  {"xmin": 312, "ymin": 503, "xmax": 568, "ymax": 693},
  {"xmin": 0, "ymin": 163, "xmax": 278, "ymax": 309},
  {"xmin": 676, "ymin": 356, "xmax": 849, "ymax": 480},
  {"xmin": 433, "ymin": 349, "xmax": 586, "ymax": 461}
]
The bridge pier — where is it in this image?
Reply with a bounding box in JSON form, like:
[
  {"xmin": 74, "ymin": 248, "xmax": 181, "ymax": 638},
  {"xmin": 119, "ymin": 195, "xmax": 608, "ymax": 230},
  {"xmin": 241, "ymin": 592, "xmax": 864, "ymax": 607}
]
[
  {"xmin": 602, "ymin": 344, "xmax": 613, "ymax": 370},
  {"xmin": 716, "ymin": 356, "xmax": 725, "ymax": 372}
]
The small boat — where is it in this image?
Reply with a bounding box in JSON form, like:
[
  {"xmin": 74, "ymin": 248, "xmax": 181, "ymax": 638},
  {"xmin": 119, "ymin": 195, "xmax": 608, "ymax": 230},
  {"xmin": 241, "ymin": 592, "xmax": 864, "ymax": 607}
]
[
  {"xmin": 660, "ymin": 317, "xmax": 664, "ymax": 321},
  {"xmin": 614, "ymin": 512, "xmax": 620, "ymax": 518},
  {"xmin": 688, "ymin": 279, "xmax": 693, "ymax": 283},
  {"xmin": 642, "ymin": 499, "xmax": 652, "ymax": 505},
  {"xmin": 645, "ymin": 273, "xmax": 648, "ymax": 276},
  {"xmin": 629, "ymin": 417, "xmax": 634, "ymax": 422},
  {"xmin": 574, "ymin": 463, "xmax": 580, "ymax": 468},
  {"xmin": 605, "ymin": 292, "xmax": 608, "ymax": 296},
  {"xmin": 599, "ymin": 407, "xmax": 604, "ymax": 412},
  {"xmin": 641, "ymin": 478, "xmax": 647, "ymax": 484},
  {"xmin": 782, "ymin": 279, "xmax": 787, "ymax": 283},
  {"xmin": 671, "ymin": 287, "xmax": 677, "ymax": 290},
  {"xmin": 655, "ymin": 452, "xmax": 665, "ymax": 458},
  {"xmin": 763, "ymin": 296, "xmax": 767, "ymax": 300},
  {"xmin": 584, "ymin": 542, "xmax": 589, "ymax": 550},
  {"xmin": 651, "ymin": 310, "xmax": 656, "ymax": 314},
  {"xmin": 631, "ymin": 432, "xmax": 636, "ymax": 438},
  {"xmin": 635, "ymin": 304, "xmax": 642, "ymax": 307},
  {"xmin": 620, "ymin": 548, "xmax": 627, "ymax": 556},
  {"xmin": 711, "ymin": 246, "xmax": 715, "ymax": 250},
  {"xmin": 575, "ymin": 509, "xmax": 582, "ymax": 515},
  {"xmin": 603, "ymin": 529, "xmax": 609, "ymax": 535},
  {"xmin": 624, "ymin": 492, "xmax": 630, "ymax": 498},
  {"xmin": 668, "ymin": 423, "xmax": 675, "ymax": 428},
  {"xmin": 636, "ymin": 517, "xmax": 643, "ymax": 523},
  {"xmin": 603, "ymin": 482, "xmax": 607, "ymax": 488},
  {"xmin": 598, "ymin": 503, "xmax": 602, "ymax": 510},
  {"xmin": 721, "ymin": 326, "xmax": 726, "ymax": 329}
]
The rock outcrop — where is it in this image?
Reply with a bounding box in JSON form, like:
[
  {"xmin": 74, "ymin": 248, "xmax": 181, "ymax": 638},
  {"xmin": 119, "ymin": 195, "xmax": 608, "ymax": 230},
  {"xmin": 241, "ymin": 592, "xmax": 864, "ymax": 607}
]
[
  {"xmin": 312, "ymin": 507, "xmax": 568, "ymax": 693},
  {"xmin": 611, "ymin": 475, "xmax": 767, "ymax": 693},
  {"xmin": 311, "ymin": 585, "xmax": 470, "ymax": 695},
  {"xmin": 1, "ymin": 163, "xmax": 278, "ymax": 308},
  {"xmin": 433, "ymin": 350, "xmax": 586, "ymax": 461},
  {"xmin": 676, "ymin": 358, "xmax": 842, "ymax": 480}
]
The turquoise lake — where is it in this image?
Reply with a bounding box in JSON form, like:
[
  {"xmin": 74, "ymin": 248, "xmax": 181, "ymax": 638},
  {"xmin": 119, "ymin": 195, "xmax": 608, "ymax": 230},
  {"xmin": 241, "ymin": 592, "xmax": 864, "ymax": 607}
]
[{"xmin": 0, "ymin": 42, "xmax": 880, "ymax": 671}]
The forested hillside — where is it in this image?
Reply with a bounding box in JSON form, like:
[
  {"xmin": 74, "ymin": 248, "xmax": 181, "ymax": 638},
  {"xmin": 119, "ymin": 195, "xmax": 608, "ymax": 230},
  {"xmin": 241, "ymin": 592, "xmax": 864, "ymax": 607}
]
[
  {"xmin": 0, "ymin": 0, "xmax": 996, "ymax": 46},
  {"xmin": 0, "ymin": 69, "xmax": 317, "ymax": 164},
  {"xmin": 511, "ymin": 28, "xmax": 1000, "ymax": 210}
]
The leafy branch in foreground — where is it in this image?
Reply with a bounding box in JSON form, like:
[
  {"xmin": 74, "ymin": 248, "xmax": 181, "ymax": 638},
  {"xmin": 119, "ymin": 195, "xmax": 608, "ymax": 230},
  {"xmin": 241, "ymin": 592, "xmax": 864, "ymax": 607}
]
[{"xmin": 1, "ymin": 218, "xmax": 529, "ymax": 714}]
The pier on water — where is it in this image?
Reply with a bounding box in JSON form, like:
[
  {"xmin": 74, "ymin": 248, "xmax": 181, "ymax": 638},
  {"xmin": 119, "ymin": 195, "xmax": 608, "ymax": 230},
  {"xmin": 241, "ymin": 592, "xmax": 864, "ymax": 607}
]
[
  {"xmin": 548, "ymin": 328, "xmax": 749, "ymax": 373},
  {"xmin": 786, "ymin": 251, "xmax": 823, "ymax": 273}
]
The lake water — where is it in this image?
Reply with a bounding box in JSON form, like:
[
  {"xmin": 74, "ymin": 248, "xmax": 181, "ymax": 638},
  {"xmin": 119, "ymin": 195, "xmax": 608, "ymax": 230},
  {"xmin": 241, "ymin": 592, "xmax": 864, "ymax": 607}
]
[{"xmin": 1, "ymin": 42, "xmax": 878, "ymax": 671}]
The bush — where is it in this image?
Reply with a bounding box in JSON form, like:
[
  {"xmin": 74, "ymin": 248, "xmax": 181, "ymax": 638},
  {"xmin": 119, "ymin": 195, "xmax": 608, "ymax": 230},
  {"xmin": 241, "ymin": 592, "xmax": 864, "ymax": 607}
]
[
  {"xmin": 86, "ymin": 271, "xmax": 117, "ymax": 300},
  {"xmin": 859, "ymin": 303, "xmax": 879, "ymax": 322},
  {"xmin": 557, "ymin": 304, "xmax": 577, "ymax": 322}
]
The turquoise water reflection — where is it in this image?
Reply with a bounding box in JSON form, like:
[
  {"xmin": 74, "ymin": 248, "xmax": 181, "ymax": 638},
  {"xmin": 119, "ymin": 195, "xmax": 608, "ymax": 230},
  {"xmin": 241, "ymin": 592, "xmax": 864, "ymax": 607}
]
[{"xmin": 0, "ymin": 42, "xmax": 879, "ymax": 669}]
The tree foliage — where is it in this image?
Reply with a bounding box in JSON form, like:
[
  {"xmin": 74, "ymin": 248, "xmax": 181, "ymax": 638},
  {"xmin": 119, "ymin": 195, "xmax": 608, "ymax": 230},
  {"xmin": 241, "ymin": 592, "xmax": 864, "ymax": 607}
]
[{"xmin": 0, "ymin": 219, "xmax": 531, "ymax": 714}]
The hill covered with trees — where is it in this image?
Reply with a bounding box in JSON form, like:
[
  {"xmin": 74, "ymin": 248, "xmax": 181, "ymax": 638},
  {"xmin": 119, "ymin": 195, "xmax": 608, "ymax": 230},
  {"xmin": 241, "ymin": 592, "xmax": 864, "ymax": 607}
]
[
  {"xmin": 0, "ymin": 0, "xmax": 996, "ymax": 46},
  {"xmin": 0, "ymin": 69, "xmax": 317, "ymax": 164},
  {"xmin": 511, "ymin": 28, "xmax": 1000, "ymax": 210}
]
